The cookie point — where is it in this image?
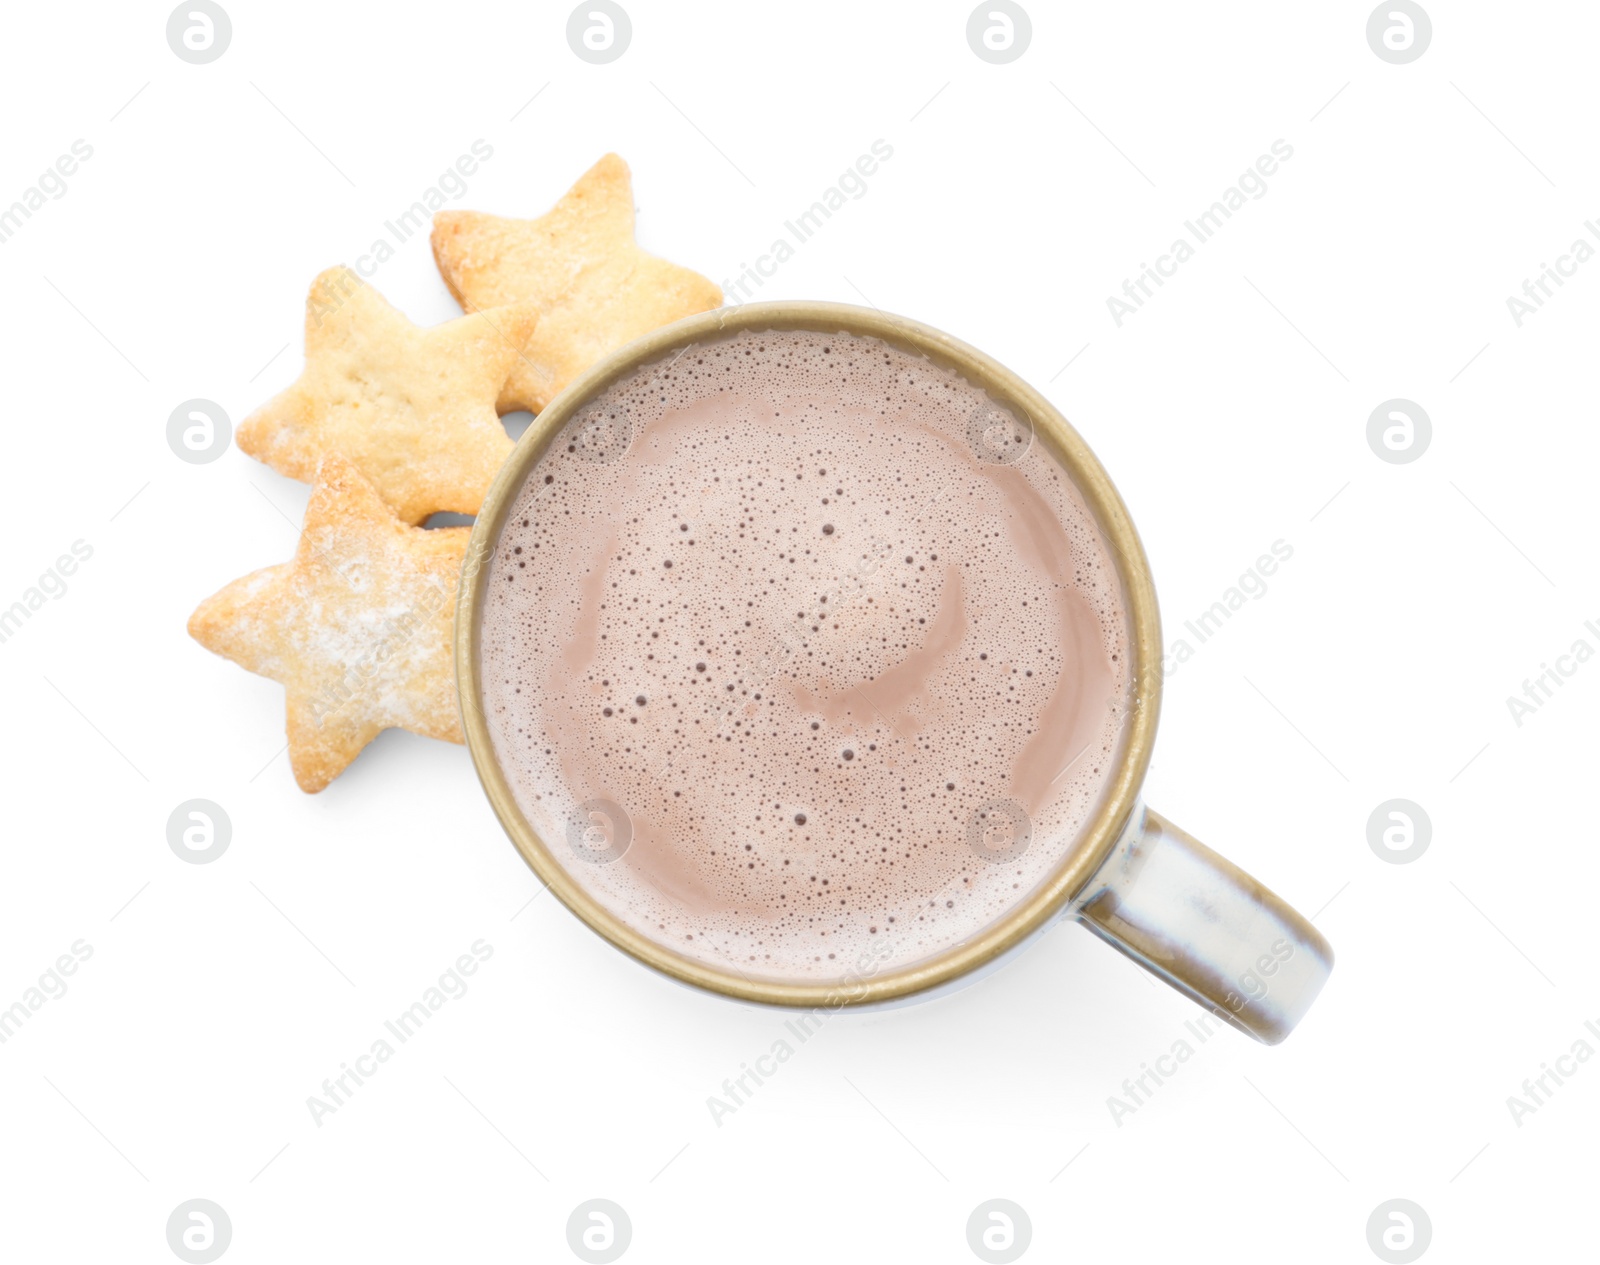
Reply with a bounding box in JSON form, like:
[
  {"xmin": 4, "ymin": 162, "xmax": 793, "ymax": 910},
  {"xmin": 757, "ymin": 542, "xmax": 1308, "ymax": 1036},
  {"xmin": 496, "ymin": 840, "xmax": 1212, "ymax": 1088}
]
[
  {"xmin": 292, "ymin": 760, "xmax": 332, "ymax": 794},
  {"xmin": 184, "ymin": 600, "xmax": 212, "ymax": 646},
  {"xmin": 431, "ymin": 210, "xmax": 467, "ymax": 239}
]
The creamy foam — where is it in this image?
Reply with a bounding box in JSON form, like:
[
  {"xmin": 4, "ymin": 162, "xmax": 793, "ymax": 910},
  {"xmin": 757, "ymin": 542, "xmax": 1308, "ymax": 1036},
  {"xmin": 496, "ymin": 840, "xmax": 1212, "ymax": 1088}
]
[{"xmin": 479, "ymin": 328, "xmax": 1131, "ymax": 982}]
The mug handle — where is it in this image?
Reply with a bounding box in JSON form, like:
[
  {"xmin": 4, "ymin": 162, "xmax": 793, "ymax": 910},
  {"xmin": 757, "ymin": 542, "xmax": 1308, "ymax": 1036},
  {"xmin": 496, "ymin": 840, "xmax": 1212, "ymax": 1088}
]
[{"xmin": 1072, "ymin": 803, "xmax": 1333, "ymax": 1044}]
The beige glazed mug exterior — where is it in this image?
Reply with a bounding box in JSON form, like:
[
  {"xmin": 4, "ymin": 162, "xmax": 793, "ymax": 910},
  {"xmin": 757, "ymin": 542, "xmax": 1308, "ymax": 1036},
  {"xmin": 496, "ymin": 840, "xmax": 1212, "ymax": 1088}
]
[{"xmin": 456, "ymin": 301, "xmax": 1334, "ymax": 1045}]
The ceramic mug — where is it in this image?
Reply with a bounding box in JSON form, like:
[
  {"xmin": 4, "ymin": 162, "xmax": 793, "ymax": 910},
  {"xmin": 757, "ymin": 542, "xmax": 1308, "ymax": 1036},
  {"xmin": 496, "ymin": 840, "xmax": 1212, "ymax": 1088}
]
[{"xmin": 456, "ymin": 302, "xmax": 1333, "ymax": 1044}]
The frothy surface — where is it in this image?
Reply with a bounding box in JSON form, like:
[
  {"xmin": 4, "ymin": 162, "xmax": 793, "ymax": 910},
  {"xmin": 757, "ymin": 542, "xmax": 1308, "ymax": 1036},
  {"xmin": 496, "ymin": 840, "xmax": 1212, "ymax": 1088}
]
[{"xmin": 480, "ymin": 328, "xmax": 1131, "ymax": 982}]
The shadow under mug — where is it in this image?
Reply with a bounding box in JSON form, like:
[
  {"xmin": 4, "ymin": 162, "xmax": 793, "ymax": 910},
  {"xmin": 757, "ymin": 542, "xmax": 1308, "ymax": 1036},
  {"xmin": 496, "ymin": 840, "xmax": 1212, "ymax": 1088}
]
[{"xmin": 456, "ymin": 301, "xmax": 1334, "ymax": 1045}]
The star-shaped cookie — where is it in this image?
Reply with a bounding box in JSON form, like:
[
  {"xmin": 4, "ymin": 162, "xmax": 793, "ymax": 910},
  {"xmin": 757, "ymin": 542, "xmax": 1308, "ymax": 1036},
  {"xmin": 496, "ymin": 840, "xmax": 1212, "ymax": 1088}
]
[
  {"xmin": 236, "ymin": 267, "xmax": 538, "ymax": 524},
  {"xmin": 188, "ymin": 454, "xmax": 469, "ymax": 793},
  {"xmin": 431, "ymin": 153, "xmax": 722, "ymax": 414}
]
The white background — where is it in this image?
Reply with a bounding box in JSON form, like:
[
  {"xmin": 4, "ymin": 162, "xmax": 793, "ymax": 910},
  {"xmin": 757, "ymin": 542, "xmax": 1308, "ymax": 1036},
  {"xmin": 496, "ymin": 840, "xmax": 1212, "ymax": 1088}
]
[{"xmin": 1, "ymin": 1, "xmax": 1595, "ymax": 1261}]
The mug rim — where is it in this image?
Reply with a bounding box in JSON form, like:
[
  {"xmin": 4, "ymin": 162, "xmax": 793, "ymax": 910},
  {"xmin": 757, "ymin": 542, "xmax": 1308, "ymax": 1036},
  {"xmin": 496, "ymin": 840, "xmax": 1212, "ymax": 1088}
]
[{"xmin": 456, "ymin": 301, "xmax": 1163, "ymax": 1007}]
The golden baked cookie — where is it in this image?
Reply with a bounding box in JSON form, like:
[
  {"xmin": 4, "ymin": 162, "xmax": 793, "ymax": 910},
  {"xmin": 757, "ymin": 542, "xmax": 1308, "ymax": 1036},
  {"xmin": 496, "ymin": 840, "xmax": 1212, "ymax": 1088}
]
[
  {"xmin": 237, "ymin": 267, "xmax": 537, "ymax": 524},
  {"xmin": 188, "ymin": 454, "xmax": 468, "ymax": 793},
  {"xmin": 431, "ymin": 153, "xmax": 722, "ymax": 414}
]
